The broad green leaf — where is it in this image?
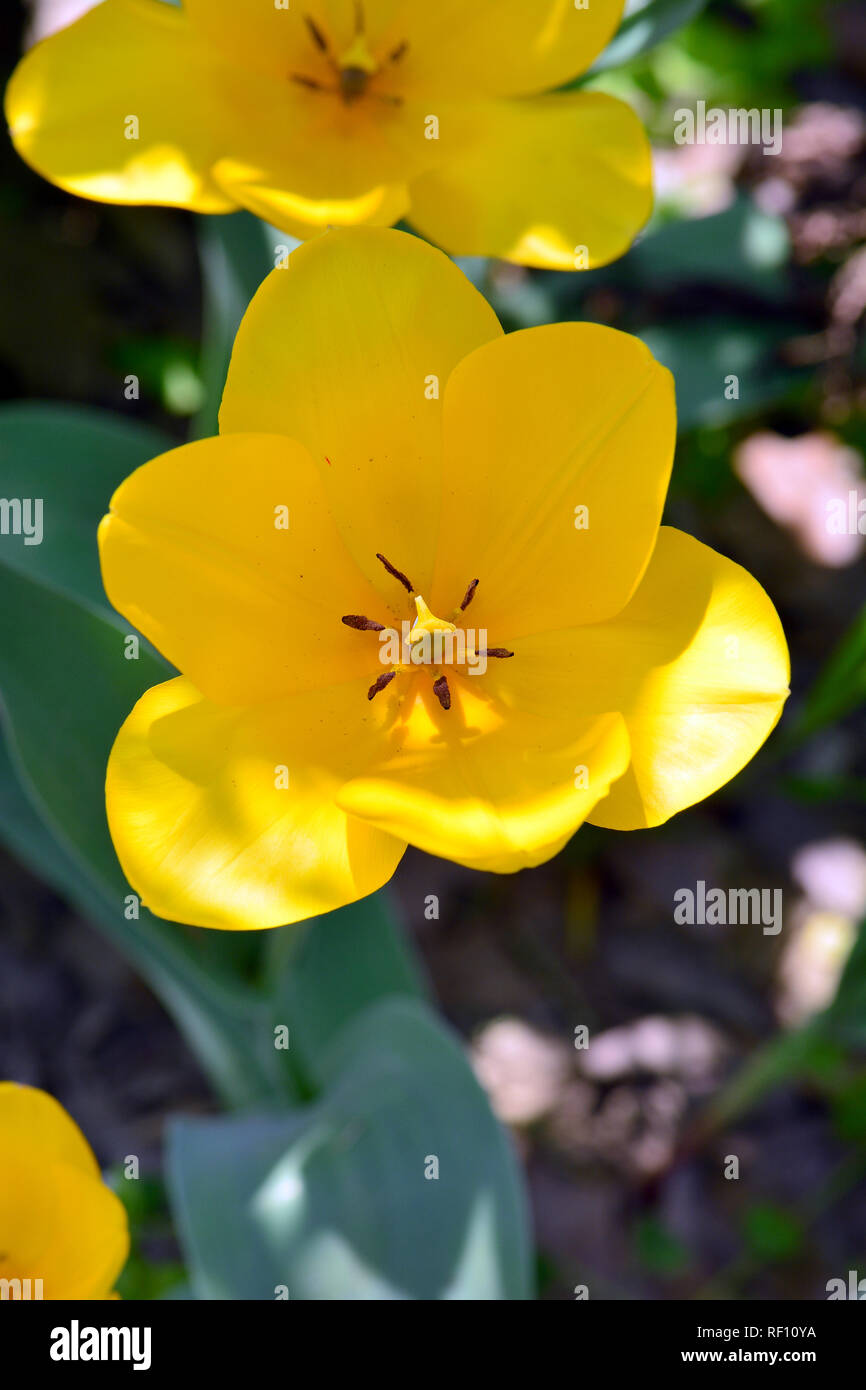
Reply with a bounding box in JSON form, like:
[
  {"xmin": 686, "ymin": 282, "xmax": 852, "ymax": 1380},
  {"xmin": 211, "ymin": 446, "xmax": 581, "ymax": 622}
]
[
  {"xmin": 631, "ymin": 198, "xmax": 791, "ymax": 299},
  {"xmin": 265, "ymin": 893, "xmax": 428, "ymax": 1088},
  {"xmin": 194, "ymin": 212, "xmax": 277, "ymax": 439},
  {"xmin": 0, "ymin": 731, "xmax": 85, "ymax": 904},
  {"xmin": 0, "ymin": 402, "xmax": 173, "ymax": 613},
  {"xmin": 590, "ymin": 0, "xmax": 710, "ymax": 74},
  {"xmin": 168, "ymin": 998, "xmax": 534, "ymax": 1301},
  {"xmin": 640, "ymin": 319, "xmax": 799, "ymax": 432},
  {"xmin": 0, "ymin": 564, "xmax": 167, "ymax": 878}
]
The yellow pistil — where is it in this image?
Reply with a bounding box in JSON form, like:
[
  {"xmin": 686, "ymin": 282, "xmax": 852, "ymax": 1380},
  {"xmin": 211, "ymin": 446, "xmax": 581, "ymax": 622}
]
[
  {"xmin": 340, "ymin": 33, "xmax": 378, "ymax": 77},
  {"xmin": 408, "ymin": 596, "xmax": 457, "ymax": 645},
  {"xmin": 338, "ymin": 33, "xmax": 379, "ymax": 102}
]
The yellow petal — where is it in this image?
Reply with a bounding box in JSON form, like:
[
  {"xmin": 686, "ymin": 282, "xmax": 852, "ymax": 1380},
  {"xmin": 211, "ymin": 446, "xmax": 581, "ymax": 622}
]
[
  {"xmin": 483, "ymin": 529, "xmax": 790, "ymax": 830},
  {"xmin": 391, "ymin": 0, "xmax": 626, "ymax": 97},
  {"xmin": 338, "ymin": 678, "xmax": 629, "ymax": 871},
  {"xmin": 589, "ymin": 530, "xmax": 790, "ymax": 827},
  {"xmin": 409, "ymin": 92, "xmax": 652, "ymax": 270},
  {"xmin": 184, "ymin": 0, "xmax": 367, "ymax": 78},
  {"xmin": 211, "ymin": 175, "xmax": 410, "ymax": 241},
  {"xmin": 0, "ymin": 1084, "xmax": 129, "ymax": 1300},
  {"xmin": 0, "ymin": 1082, "xmax": 100, "ymax": 1179},
  {"xmin": 429, "ymin": 322, "xmax": 675, "ymax": 636},
  {"xmin": 106, "ymin": 677, "xmax": 406, "ymax": 930},
  {"xmin": 209, "ymin": 84, "xmax": 436, "ymax": 224},
  {"xmin": 5, "ymin": 0, "xmax": 235, "ymax": 212},
  {"xmin": 220, "ymin": 228, "xmax": 502, "ymax": 598},
  {"xmin": 99, "ymin": 432, "xmax": 390, "ymax": 707}
]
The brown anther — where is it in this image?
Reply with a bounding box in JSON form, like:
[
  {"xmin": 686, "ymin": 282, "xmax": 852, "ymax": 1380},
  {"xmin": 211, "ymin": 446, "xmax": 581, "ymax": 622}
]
[
  {"xmin": 304, "ymin": 15, "xmax": 330, "ymax": 53},
  {"xmin": 432, "ymin": 675, "xmax": 451, "ymax": 710},
  {"xmin": 342, "ymin": 615, "xmax": 385, "ymax": 632},
  {"xmin": 376, "ymin": 552, "xmax": 414, "ymax": 593},
  {"xmin": 459, "ymin": 578, "xmax": 479, "ymax": 612},
  {"xmin": 388, "ymin": 40, "xmax": 409, "ymax": 63},
  {"xmin": 368, "ymin": 671, "xmax": 396, "ymax": 701},
  {"xmin": 292, "ymin": 74, "xmax": 328, "ymax": 91},
  {"xmin": 479, "ymin": 648, "xmax": 514, "ymax": 659}
]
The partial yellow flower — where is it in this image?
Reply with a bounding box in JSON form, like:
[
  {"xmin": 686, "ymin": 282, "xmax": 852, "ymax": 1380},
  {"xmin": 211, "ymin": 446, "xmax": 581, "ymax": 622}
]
[
  {"xmin": 98, "ymin": 228, "xmax": 790, "ymax": 930},
  {"xmin": 5, "ymin": 0, "xmax": 651, "ymax": 269},
  {"xmin": 0, "ymin": 1083, "xmax": 129, "ymax": 1300}
]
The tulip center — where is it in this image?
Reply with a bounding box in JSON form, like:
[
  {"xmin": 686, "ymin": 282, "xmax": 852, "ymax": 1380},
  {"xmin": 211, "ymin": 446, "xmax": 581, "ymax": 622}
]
[
  {"xmin": 342, "ymin": 556, "xmax": 514, "ymax": 712},
  {"xmin": 294, "ymin": 5, "xmax": 408, "ymax": 107},
  {"xmin": 337, "ymin": 32, "xmax": 379, "ymax": 104}
]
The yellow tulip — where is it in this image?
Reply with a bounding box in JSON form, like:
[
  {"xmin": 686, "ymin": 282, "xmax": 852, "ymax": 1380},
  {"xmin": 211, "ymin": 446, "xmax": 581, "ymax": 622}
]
[
  {"xmin": 98, "ymin": 228, "xmax": 790, "ymax": 930},
  {"xmin": 0, "ymin": 1083, "xmax": 129, "ymax": 1300},
  {"xmin": 6, "ymin": 0, "xmax": 652, "ymax": 269}
]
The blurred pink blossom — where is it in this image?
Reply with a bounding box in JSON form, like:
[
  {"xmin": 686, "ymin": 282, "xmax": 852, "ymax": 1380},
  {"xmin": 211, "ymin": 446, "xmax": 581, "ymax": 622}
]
[
  {"xmin": 654, "ymin": 141, "xmax": 743, "ymax": 218},
  {"xmin": 791, "ymin": 838, "xmax": 866, "ymax": 918},
  {"xmin": 734, "ymin": 430, "xmax": 866, "ymax": 566},
  {"xmin": 472, "ymin": 1018, "xmax": 570, "ymax": 1126}
]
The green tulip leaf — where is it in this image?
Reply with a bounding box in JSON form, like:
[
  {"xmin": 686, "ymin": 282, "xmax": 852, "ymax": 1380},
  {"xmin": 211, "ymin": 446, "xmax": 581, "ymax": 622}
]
[
  {"xmin": 591, "ymin": 0, "xmax": 710, "ymax": 73},
  {"xmin": 168, "ymin": 997, "xmax": 533, "ymax": 1301}
]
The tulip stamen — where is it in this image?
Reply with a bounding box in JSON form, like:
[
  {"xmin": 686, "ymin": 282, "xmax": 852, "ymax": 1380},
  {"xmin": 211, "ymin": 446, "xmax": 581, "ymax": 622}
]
[
  {"xmin": 343, "ymin": 568, "xmax": 512, "ymax": 712},
  {"xmin": 292, "ymin": 74, "xmax": 330, "ymax": 92},
  {"xmin": 368, "ymin": 671, "xmax": 397, "ymax": 701},
  {"xmin": 376, "ymin": 552, "xmax": 414, "ymax": 594},
  {"xmin": 298, "ymin": 9, "xmax": 406, "ymax": 106},
  {"xmin": 304, "ymin": 15, "xmax": 332, "ymax": 56},
  {"xmin": 342, "ymin": 614, "xmax": 386, "ymax": 632},
  {"xmin": 432, "ymin": 675, "xmax": 451, "ymax": 711},
  {"xmin": 458, "ymin": 578, "xmax": 479, "ymax": 612}
]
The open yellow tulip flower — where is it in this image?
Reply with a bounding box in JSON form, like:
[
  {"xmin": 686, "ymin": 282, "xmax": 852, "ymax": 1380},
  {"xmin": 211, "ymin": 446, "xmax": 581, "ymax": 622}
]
[
  {"xmin": 6, "ymin": 0, "xmax": 652, "ymax": 269},
  {"xmin": 0, "ymin": 1083, "xmax": 129, "ymax": 1299},
  {"xmin": 98, "ymin": 228, "xmax": 790, "ymax": 931}
]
